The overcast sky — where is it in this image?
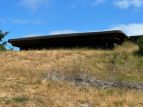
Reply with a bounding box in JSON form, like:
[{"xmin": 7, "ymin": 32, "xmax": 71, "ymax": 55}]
[{"xmin": 0, "ymin": 0, "xmax": 143, "ymax": 40}]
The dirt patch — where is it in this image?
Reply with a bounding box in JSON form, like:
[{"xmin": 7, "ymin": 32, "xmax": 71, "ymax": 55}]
[{"xmin": 45, "ymin": 72, "xmax": 143, "ymax": 90}]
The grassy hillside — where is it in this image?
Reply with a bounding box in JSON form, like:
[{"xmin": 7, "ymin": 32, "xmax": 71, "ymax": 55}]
[{"xmin": 0, "ymin": 42, "xmax": 143, "ymax": 107}]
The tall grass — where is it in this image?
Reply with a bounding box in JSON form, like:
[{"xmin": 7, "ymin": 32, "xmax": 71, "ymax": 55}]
[{"xmin": 0, "ymin": 41, "xmax": 143, "ymax": 107}]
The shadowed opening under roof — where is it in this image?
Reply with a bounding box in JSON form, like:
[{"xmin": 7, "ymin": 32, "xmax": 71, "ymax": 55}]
[{"xmin": 8, "ymin": 30, "xmax": 128, "ymax": 50}]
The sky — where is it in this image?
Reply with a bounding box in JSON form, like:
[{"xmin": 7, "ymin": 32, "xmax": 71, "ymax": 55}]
[{"xmin": 0, "ymin": 0, "xmax": 143, "ymax": 41}]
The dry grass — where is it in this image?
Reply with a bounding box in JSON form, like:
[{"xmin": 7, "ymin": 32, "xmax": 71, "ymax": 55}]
[{"xmin": 0, "ymin": 42, "xmax": 143, "ymax": 107}]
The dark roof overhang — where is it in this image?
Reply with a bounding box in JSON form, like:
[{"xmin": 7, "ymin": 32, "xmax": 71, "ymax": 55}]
[
  {"xmin": 129, "ymin": 35, "xmax": 143, "ymax": 42},
  {"xmin": 8, "ymin": 30, "xmax": 128, "ymax": 50}
]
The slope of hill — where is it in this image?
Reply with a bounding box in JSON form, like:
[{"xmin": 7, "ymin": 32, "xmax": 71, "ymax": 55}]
[{"xmin": 0, "ymin": 42, "xmax": 143, "ymax": 107}]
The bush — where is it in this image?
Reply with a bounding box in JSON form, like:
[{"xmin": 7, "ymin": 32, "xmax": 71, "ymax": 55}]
[
  {"xmin": 137, "ymin": 37, "xmax": 143, "ymax": 54},
  {"xmin": 0, "ymin": 45, "xmax": 6, "ymax": 51},
  {"xmin": 0, "ymin": 30, "xmax": 9, "ymax": 51}
]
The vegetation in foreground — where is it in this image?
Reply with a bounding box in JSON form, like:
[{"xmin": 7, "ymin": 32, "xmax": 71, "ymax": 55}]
[
  {"xmin": 0, "ymin": 30, "xmax": 9, "ymax": 51},
  {"xmin": 138, "ymin": 37, "xmax": 143, "ymax": 54},
  {"xmin": 0, "ymin": 42, "xmax": 143, "ymax": 107}
]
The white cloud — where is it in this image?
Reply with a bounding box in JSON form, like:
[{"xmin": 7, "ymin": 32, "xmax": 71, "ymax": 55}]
[
  {"xmin": 72, "ymin": 0, "xmax": 143, "ymax": 9},
  {"xmin": 114, "ymin": 0, "xmax": 143, "ymax": 9},
  {"xmin": 19, "ymin": 0, "xmax": 49, "ymax": 11},
  {"xmin": 49, "ymin": 30, "xmax": 77, "ymax": 35},
  {"xmin": 24, "ymin": 33, "xmax": 43, "ymax": 37},
  {"xmin": 109, "ymin": 23, "xmax": 143, "ymax": 36},
  {"xmin": 22, "ymin": 30, "xmax": 77, "ymax": 38}
]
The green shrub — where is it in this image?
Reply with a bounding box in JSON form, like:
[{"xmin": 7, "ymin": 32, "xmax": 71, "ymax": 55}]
[
  {"xmin": 0, "ymin": 45, "xmax": 6, "ymax": 51},
  {"xmin": 137, "ymin": 37, "xmax": 143, "ymax": 54},
  {"xmin": 12, "ymin": 96, "xmax": 28, "ymax": 104},
  {"xmin": 0, "ymin": 30, "xmax": 9, "ymax": 51}
]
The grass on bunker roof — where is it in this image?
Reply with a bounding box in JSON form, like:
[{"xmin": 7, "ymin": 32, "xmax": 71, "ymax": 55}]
[{"xmin": 0, "ymin": 41, "xmax": 143, "ymax": 107}]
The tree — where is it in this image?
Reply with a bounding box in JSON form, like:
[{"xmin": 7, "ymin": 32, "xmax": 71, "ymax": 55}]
[
  {"xmin": 137, "ymin": 37, "xmax": 143, "ymax": 54},
  {"xmin": 0, "ymin": 30, "xmax": 9, "ymax": 51}
]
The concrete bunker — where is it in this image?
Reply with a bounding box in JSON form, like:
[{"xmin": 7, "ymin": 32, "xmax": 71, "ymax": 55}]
[{"xmin": 8, "ymin": 30, "xmax": 129, "ymax": 50}]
